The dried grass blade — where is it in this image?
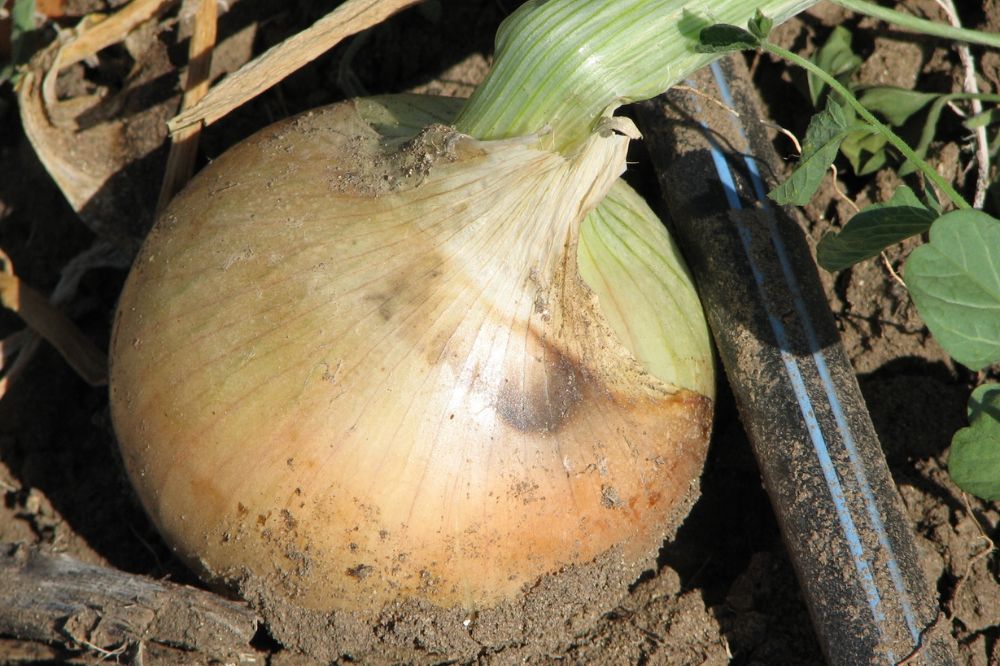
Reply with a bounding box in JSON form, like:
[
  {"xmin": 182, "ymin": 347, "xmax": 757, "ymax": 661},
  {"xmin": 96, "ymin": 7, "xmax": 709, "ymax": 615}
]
[
  {"xmin": 0, "ymin": 254, "xmax": 107, "ymax": 388},
  {"xmin": 167, "ymin": 0, "xmax": 421, "ymax": 134},
  {"xmin": 59, "ymin": 0, "xmax": 177, "ymax": 69},
  {"xmin": 157, "ymin": 0, "xmax": 218, "ymax": 211}
]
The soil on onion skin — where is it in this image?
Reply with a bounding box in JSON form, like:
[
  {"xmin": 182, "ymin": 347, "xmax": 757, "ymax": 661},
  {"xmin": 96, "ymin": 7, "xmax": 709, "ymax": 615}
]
[{"xmin": 1, "ymin": 1, "xmax": 998, "ymax": 664}]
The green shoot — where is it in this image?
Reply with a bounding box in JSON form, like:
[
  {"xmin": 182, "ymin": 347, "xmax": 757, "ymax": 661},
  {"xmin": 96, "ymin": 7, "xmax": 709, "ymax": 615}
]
[
  {"xmin": 696, "ymin": 10, "xmax": 1000, "ymax": 502},
  {"xmin": 899, "ymin": 92, "xmax": 1000, "ymax": 176},
  {"xmin": 806, "ymin": 25, "xmax": 861, "ymax": 107},
  {"xmin": 832, "ymin": 0, "xmax": 1000, "ymax": 49},
  {"xmin": 767, "ymin": 99, "xmax": 863, "ymax": 206},
  {"xmin": 455, "ymin": 0, "xmax": 816, "ymax": 153},
  {"xmin": 695, "ymin": 17, "xmax": 970, "ymax": 208},
  {"xmin": 763, "ymin": 40, "xmax": 971, "ymax": 210}
]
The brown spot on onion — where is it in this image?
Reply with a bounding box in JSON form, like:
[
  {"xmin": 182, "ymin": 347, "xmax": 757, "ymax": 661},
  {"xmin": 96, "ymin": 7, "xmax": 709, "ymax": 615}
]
[{"xmin": 495, "ymin": 346, "xmax": 582, "ymax": 433}]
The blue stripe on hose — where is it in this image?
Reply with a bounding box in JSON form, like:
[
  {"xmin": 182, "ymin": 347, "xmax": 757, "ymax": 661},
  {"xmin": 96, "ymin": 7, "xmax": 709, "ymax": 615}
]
[
  {"xmin": 705, "ymin": 137, "xmax": 743, "ymax": 209},
  {"xmin": 695, "ymin": 107, "xmax": 890, "ymax": 650},
  {"xmin": 707, "ymin": 61, "xmax": 922, "ymax": 646}
]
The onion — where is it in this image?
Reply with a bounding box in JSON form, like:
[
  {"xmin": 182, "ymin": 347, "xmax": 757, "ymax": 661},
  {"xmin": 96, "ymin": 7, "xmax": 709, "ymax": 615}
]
[{"xmin": 109, "ymin": 0, "xmax": 811, "ymax": 657}]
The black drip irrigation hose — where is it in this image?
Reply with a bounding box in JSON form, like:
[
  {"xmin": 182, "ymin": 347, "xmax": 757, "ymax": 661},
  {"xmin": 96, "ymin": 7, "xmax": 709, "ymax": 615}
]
[{"xmin": 635, "ymin": 55, "xmax": 960, "ymax": 665}]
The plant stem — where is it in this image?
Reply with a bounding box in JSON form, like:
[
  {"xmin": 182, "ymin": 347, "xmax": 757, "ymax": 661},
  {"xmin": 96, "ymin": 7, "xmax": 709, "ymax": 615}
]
[
  {"xmin": 453, "ymin": 0, "xmax": 818, "ymax": 153},
  {"xmin": 833, "ymin": 0, "xmax": 1000, "ymax": 49},
  {"xmin": 764, "ymin": 41, "xmax": 971, "ymax": 210}
]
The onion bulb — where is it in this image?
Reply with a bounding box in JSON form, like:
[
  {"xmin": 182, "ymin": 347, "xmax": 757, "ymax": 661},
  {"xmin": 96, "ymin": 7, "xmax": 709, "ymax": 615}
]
[{"xmin": 109, "ymin": 0, "xmax": 811, "ymax": 657}]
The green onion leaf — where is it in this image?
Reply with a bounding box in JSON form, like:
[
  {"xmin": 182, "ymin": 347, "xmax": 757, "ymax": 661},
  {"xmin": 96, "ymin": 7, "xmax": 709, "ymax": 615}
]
[{"xmin": 454, "ymin": 0, "xmax": 819, "ymax": 153}]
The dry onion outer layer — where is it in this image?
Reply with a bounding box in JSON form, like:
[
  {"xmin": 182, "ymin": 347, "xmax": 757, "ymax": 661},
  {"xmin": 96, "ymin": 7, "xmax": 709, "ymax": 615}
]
[{"xmin": 110, "ymin": 95, "xmax": 714, "ymax": 619}]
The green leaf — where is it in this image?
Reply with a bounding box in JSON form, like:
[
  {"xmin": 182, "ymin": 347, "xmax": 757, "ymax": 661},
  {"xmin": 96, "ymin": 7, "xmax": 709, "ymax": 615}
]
[
  {"xmin": 840, "ymin": 129, "xmax": 888, "ymax": 175},
  {"xmin": 842, "ymin": 88, "xmax": 938, "ymax": 176},
  {"xmin": 948, "ymin": 384, "xmax": 1000, "ymax": 500},
  {"xmin": 905, "ymin": 209, "xmax": 1000, "ymax": 370},
  {"xmin": 808, "ymin": 26, "xmax": 863, "ymax": 107},
  {"xmin": 1, "ymin": 0, "xmax": 37, "ymax": 85},
  {"xmin": 887, "ymin": 185, "xmax": 931, "ymax": 209},
  {"xmin": 10, "ymin": 0, "xmax": 35, "ymax": 34},
  {"xmin": 747, "ymin": 9, "xmax": 773, "ymax": 40},
  {"xmin": 817, "ymin": 186, "xmax": 936, "ymax": 271},
  {"xmin": 769, "ymin": 100, "xmax": 855, "ymax": 206},
  {"xmin": 964, "ymin": 107, "xmax": 1000, "ymax": 131},
  {"xmin": 923, "ymin": 185, "xmax": 943, "ymax": 215},
  {"xmin": 677, "ymin": 10, "xmax": 713, "ymax": 43},
  {"xmin": 991, "ymin": 127, "xmax": 1000, "ymax": 156},
  {"xmin": 899, "ymin": 95, "xmax": 949, "ymax": 176},
  {"xmin": 696, "ymin": 24, "xmax": 760, "ymax": 53},
  {"xmin": 857, "ymin": 87, "xmax": 938, "ymax": 127}
]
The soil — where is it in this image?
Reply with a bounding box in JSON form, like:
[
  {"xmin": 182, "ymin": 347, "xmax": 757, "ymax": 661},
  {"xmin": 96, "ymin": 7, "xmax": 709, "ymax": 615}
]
[{"xmin": 1, "ymin": 1, "xmax": 998, "ymax": 664}]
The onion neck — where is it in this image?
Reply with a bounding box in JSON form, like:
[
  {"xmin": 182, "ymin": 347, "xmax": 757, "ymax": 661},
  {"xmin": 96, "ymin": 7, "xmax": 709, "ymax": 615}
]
[{"xmin": 453, "ymin": 0, "xmax": 818, "ymax": 154}]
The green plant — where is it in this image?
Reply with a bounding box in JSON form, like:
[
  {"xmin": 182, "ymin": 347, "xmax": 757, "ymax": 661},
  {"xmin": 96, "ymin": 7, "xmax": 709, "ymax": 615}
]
[
  {"xmin": 804, "ymin": 25, "xmax": 1000, "ymax": 177},
  {"xmin": 699, "ymin": 9, "xmax": 1000, "ymax": 500}
]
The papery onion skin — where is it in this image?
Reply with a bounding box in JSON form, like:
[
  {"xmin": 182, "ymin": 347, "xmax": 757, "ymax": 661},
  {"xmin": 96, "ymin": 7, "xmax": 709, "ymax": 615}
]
[{"xmin": 109, "ymin": 95, "xmax": 713, "ymax": 616}]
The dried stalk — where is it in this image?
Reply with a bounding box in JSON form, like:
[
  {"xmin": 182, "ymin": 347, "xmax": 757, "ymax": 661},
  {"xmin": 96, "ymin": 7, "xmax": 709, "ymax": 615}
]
[
  {"xmin": 56, "ymin": 0, "xmax": 177, "ymax": 69},
  {"xmin": 0, "ymin": 543, "xmax": 258, "ymax": 659},
  {"xmin": 168, "ymin": 0, "xmax": 422, "ymax": 133},
  {"xmin": 933, "ymin": 0, "xmax": 990, "ymax": 208},
  {"xmin": 156, "ymin": 0, "xmax": 219, "ymax": 211},
  {"xmin": 0, "ymin": 250, "xmax": 107, "ymax": 391}
]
